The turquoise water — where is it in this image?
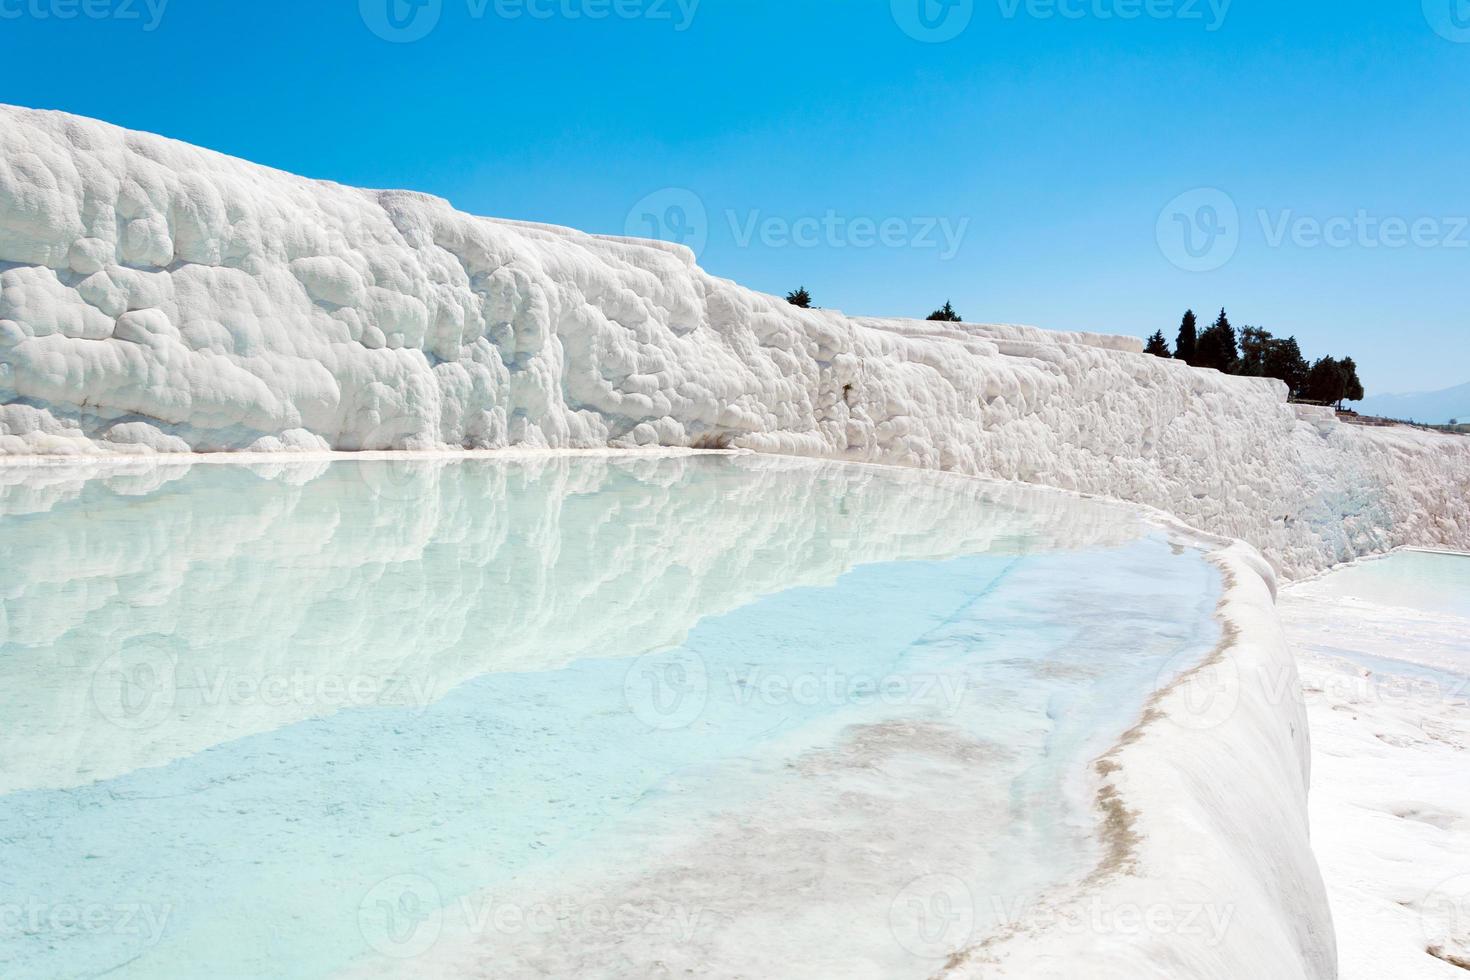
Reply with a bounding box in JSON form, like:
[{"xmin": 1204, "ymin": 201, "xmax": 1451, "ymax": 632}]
[
  {"xmin": 0, "ymin": 455, "xmax": 1222, "ymax": 979},
  {"xmin": 1312, "ymin": 549, "xmax": 1470, "ymax": 620}
]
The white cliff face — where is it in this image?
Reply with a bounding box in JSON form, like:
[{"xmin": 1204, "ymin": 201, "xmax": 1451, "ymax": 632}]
[
  {"xmin": 1, "ymin": 103, "xmax": 1466, "ymax": 582},
  {"xmin": 0, "ymin": 105, "xmax": 1383, "ymax": 979}
]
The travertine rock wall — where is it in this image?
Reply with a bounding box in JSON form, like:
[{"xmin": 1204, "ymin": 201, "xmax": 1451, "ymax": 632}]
[{"xmin": 1, "ymin": 105, "xmax": 1466, "ymax": 578}]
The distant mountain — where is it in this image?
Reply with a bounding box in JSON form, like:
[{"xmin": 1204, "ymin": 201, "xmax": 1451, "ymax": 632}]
[{"xmin": 1349, "ymin": 382, "xmax": 1470, "ymax": 424}]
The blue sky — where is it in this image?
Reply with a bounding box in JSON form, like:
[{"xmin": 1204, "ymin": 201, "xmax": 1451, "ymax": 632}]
[{"xmin": 1, "ymin": 0, "xmax": 1466, "ymax": 394}]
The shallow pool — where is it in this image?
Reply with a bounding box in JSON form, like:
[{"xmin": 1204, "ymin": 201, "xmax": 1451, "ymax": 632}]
[
  {"xmin": 0, "ymin": 454, "xmax": 1221, "ymax": 979},
  {"xmin": 1307, "ymin": 549, "xmax": 1470, "ymax": 621}
]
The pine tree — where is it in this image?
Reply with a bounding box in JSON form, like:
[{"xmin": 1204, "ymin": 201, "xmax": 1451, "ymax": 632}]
[
  {"xmin": 1144, "ymin": 330, "xmax": 1172, "ymax": 358},
  {"xmin": 786, "ymin": 286, "xmax": 813, "ymax": 309},
  {"xmin": 1195, "ymin": 309, "xmax": 1239, "ymax": 373},
  {"xmin": 1174, "ymin": 309, "xmax": 1198, "ymax": 365},
  {"xmin": 927, "ymin": 301, "xmax": 962, "ymax": 322}
]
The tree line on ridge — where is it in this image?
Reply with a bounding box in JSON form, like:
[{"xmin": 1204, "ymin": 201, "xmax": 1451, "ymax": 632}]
[{"xmin": 1145, "ymin": 309, "xmax": 1364, "ymax": 409}]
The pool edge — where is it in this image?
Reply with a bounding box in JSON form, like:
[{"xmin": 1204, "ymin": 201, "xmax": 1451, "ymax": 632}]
[{"xmin": 937, "ymin": 538, "xmax": 1337, "ymax": 979}]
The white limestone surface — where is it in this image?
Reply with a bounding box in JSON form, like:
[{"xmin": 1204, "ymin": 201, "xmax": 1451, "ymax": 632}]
[
  {"xmin": 2, "ymin": 105, "xmax": 1467, "ymax": 578},
  {"xmin": 1281, "ymin": 551, "xmax": 1470, "ymax": 979},
  {"xmin": 941, "ymin": 539, "xmax": 1337, "ymax": 979}
]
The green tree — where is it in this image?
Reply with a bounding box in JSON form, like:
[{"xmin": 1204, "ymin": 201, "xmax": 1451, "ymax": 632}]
[
  {"xmin": 1264, "ymin": 336, "xmax": 1310, "ymax": 397},
  {"xmin": 1236, "ymin": 325, "xmax": 1310, "ymax": 395},
  {"xmin": 785, "ymin": 286, "xmax": 812, "ymax": 309},
  {"xmin": 1195, "ymin": 308, "xmax": 1239, "ymax": 373},
  {"xmin": 1302, "ymin": 356, "xmax": 1366, "ymax": 409},
  {"xmin": 1338, "ymin": 357, "xmax": 1365, "ymax": 406},
  {"xmin": 1174, "ymin": 309, "xmax": 1198, "ymax": 365},
  {"xmin": 1238, "ymin": 326, "xmax": 1272, "ymax": 376},
  {"xmin": 927, "ymin": 301, "xmax": 962, "ymax": 322},
  {"xmin": 1144, "ymin": 330, "xmax": 1173, "ymax": 358},
  {"xmin": 1303, "ymin": 357, "xmax": 1344, "ymax": 405}
]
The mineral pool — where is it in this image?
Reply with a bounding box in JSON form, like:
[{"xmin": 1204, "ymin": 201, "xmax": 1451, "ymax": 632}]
[
  {"xmin": 1288, "ymin": 548, "xmax": 1470, "ymax": 688},
  {"xmin": 0, "ymin": 454, "xmax": 1223, "ymax": 979},
  {"xmin": 1306, "ymin": 549, "xmax": 1470, "ymax": 622}
]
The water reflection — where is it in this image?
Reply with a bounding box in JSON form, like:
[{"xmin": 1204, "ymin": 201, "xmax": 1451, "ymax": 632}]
[
  {"xmin": 0, "ymin": 454, "xmax": 1214, "ymax": 980},
  {"xmin": 0, "ymin": 454, "xmax": 1138, "ymax": 794}
]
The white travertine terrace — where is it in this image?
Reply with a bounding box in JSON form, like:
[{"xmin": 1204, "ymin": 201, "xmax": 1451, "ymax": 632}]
[
  {"xmin": 1, "ymin": 105, "xmax": 1466, "ymax": 581},
  {"xmin": 5, "ymin": 105, "xmax": 1468, "ymax": 979}
]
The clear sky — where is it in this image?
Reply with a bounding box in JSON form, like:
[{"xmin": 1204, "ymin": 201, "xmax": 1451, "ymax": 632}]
[{"xmin": 1, "ymin": 0, "xmax": 1466, "ymax": 394}]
